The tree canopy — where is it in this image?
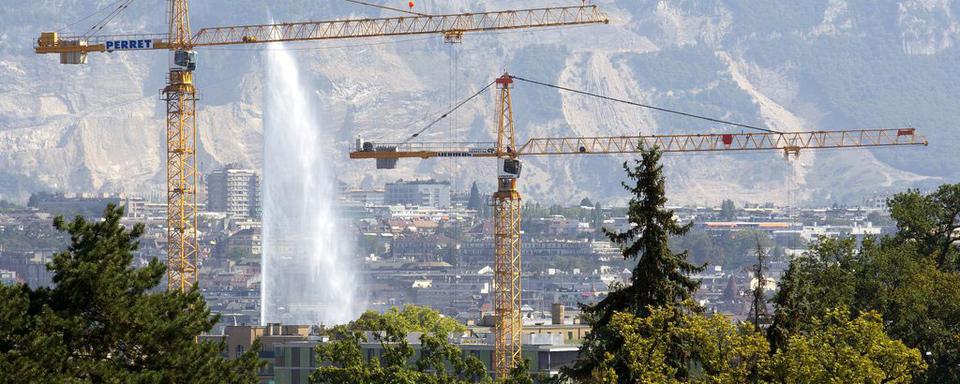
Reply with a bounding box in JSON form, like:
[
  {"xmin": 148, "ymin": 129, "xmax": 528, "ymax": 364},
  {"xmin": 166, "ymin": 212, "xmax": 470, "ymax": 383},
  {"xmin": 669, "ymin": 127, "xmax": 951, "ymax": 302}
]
[
  {"xmin": 0, "ymin": 204, "xmax": 261, "ymax": 383},
  {"xmin": 584, "ymin": 305, "xmax": 924, "ymax": 384},
  {"xmin": 888, "ymin": 184, "xmax": 960, "ymax": 269},
  {"xmin": 312, "ymin": 305, "xmax": 490, "ymax": 384},
  {"xmin": 468, "ymin": 181, "xmax": 484, "ymax": 213},
  {"xmin": 350, "ymin": 304, "xmax": 467, "ymax": 336},
  {"xmin": 768, "ymin": 185, "xmax": 960, "ymax": 383},
  {"xmin": 719, "ymin": 199, "xmax": 736, "ymax": 221}
]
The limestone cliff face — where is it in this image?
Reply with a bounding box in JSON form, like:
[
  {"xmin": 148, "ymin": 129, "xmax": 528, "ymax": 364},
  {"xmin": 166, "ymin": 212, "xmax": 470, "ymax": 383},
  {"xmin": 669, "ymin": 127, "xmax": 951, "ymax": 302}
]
[{"xmin": 1, "ymin": 1, "xmax": 955, "ymax": 205}]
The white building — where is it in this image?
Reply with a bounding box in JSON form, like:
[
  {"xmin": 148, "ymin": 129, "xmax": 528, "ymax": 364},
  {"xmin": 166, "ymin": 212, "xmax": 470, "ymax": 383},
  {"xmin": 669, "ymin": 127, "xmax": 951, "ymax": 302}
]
[
  {"xmin": 384, "ymin": 179, "xmax": 451, "ymax": 208},
  {"xmin": 206, "ymin": 164, "xmax": 261, "ymax": 219}
]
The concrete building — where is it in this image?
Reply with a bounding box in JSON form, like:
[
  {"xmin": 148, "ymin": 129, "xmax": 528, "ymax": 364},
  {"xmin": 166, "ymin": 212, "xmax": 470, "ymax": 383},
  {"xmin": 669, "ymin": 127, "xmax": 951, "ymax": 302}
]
[
  {"xmin": 343, "ymin": 189, "xmax": 385, "ymax": 205},
  {"xmin": 201, "ymin": 324, "xmax": 312, "ymax": 383},
  {"xmin": 26, "ymin": 192, "xmax": 121, "ymax": 218},
  {"xmin": 384, "ymin": 179, "xmax": 451, "ymax": 208},
  {"xmin": 0, "ymin": 269, "xmax": 18, "ymax": 286},
  {"xmin": 212, "ymin": 322, "xmax": 591, "ymax": 384},
  {"xmin": 221, "ymin": 227, "xmax": 263, "ymax": 258},
  {"xmin": 271, "ymin": 331, "xmax": 582, "ymax": 384},
  {"xmin": 0, "ymin": 251, "xmax": 55, "ymax": 288},
  {"xmin": 207, "ymin": 164, "xmax": 261, "ymax": 219},
  {"xmin": 458, "ymin": 239, "xmax": 620, "ymax": 267}
]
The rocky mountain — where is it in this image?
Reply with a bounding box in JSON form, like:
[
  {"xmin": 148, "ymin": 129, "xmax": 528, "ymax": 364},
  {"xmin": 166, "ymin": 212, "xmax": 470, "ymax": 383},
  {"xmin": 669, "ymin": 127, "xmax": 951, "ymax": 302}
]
[{"xmin": 1, "ymin": 0, "xmax": 957, "ymax": 205}]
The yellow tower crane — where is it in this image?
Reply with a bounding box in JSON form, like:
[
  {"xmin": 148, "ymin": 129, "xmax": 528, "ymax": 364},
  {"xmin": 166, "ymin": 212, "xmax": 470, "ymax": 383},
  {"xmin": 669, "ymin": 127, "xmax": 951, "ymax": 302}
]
[
  {"xmin": 350, "ymin": 72, "xmax": 929, "ymax": 377},
  {"xmin": 35, "ymin": 2, "xmax": 610, "ymax": 293}
]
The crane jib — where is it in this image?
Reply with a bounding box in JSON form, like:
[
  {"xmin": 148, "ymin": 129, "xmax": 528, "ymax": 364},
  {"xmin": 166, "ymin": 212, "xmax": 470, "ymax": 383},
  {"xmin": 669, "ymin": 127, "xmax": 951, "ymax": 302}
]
[
  {"xmin": 105, "ymin": 39, "xmax": 155, "ymax": 51},
  {"xmin": 436, "ymin": 151, "xmax": 484, "ymax": 157}
]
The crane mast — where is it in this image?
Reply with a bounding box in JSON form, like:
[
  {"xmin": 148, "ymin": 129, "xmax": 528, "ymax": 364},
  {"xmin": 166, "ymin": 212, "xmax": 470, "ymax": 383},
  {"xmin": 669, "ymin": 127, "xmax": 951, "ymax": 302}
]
[
  {"xmin": 169, "ymin": 0, "xmax": 191, "ymax": 48},
  {"xmin": 36, "ymin": 2, "xmax": 608, "ymax": 378},
  {"xmin": 163, "ymin": 0, "xmax": 200, "ymax": 292},
  {"xmin": 492, "ymin": 75, "xmax": 523, "ymax": 375},
  {"xmin": 349, "ymin": 73, "xmax": 929, "ymax": 378}
]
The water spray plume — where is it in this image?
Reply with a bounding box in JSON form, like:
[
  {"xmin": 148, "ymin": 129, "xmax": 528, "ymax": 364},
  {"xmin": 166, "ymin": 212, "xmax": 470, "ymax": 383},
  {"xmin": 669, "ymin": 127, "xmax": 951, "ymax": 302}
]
[{"xmin": 261, "ymin": 43, "xmax": 366, "ymax": 326}]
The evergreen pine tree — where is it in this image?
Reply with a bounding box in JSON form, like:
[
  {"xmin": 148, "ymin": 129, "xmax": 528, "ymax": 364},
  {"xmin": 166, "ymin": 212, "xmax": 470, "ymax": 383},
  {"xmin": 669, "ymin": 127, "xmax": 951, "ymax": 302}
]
[
  {"xmin": 468, "ymin": 181, "xmax": 482, "ymax": 211},
  {"xmin": 0, "ymin": 204, "xmax": 261, "ymax": 383},
  {"xmin": 591, "ymin": 202, "xmax": 604, "ymax": 235},
  {"xmin": 721, "ymin": 275, "xmax": 739, "ymax": 302},
  {"xmin": 720, "ymin": 199, "xmax": 737, "ymax": 221},
  {"xmin": 749, "ymin": 237, "xmax": 770, "ymax": 331},
  {"xmin": 564, "ymin": 147, "xmax": 704, "ymax": 382},
  {"xmin": 766, "ymin": 254, "xmax": 805, "ymax": 354}
]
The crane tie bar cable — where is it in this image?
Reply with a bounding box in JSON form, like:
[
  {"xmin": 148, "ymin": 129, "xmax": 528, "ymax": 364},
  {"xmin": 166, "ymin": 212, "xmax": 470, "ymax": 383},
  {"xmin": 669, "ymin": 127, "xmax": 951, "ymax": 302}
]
[
  {"xmin": 83, "ymin": 0, "xmax": 137, "ymax": 38},
  {"xmin": 57, "ymin": 0, "xmax": 128, "ymax": 33},
  {"xmin": 401, "ymin": 80, "xmax": 496, "ymax": 144},
  {"xmin": 510, "ymin": 75, "xmax": 782, "ymax": 134},
  {"xmin": 343, "ymin": 0, "xmax": 430, "ymax": 16}
]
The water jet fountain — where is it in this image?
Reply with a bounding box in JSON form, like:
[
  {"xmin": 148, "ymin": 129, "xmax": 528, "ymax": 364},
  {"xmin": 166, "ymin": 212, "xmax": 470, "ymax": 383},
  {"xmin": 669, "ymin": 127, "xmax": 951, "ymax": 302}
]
[{"xmin": 261, "ymin": 44, "xmax": 365, "ymax": 326}]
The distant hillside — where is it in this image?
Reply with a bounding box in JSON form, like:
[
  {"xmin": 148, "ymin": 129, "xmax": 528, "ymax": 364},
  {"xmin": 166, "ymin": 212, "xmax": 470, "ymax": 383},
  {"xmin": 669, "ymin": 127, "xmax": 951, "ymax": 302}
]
[{"xmin": 0, "ymin": 0, "xmax": 955, "ymax": 205}]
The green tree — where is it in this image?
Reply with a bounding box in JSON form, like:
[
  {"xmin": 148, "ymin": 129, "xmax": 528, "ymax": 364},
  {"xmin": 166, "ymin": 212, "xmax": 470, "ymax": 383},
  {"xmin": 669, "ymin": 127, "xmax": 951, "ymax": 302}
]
[
  {"xmin": 603, "ymin": 305, "xmax": 767, "ymax": 384},
  {"xmin": 598, "ymin": 306, "xmax": 924, "ymax": 384},
  {"xmin": 0, "ymin": 204, "xmax": 261, "ymax": 383},
  {"xmin": 501, "ymin": 359, "xmax": 534, "ymax": 384},
  {"xmin": 748, "ymin": 238, "xmax": 770, "ymax": 331},
  {"xmin": 887, "ymin": 185, "xmax": 960, "ymax": 269},
  {"xmin": 883, "ymin": 185, "xmax": 960, "ymax": 382},
  {"xmin": 565, "ymin": 147, "xmax": 704, "ymax": 382},
  {"xmin": 672, "ymin": 229, "xmax": 774, "ymax": 271},
  {"xmin": 720, "ymin": 199, "xmax": 736, "ymax": 221},
  {"xmin": 853, "ymin": 239, "xmax": 960, "ymax": 383},
  {"xmin": 312, "ymin": 305, "xmax": 490, "ymax": 384},
  {"xmin": 590, "ymin": 202, "xmax": 604, "ymax": 237},
  {"xmin": 350, "ymin": 305, "xmax": 467, "ymax": 335},
  {"xmin": 767, "ymin": 236, "xmax": 860, "ymax": 350},
  {"xmin": 769, "ymin": 308, "xmax": 926, "ymax": 384},
  {"xmin": 767, "ymin": 185, "xmax": 960, "ymax": 382},
  {"xmin": 468, "ymin": 181, "xmax": 484, "ymax": 213},
  {"xmin": 866, "ymin": 211, "xmax": 895, "ymax": 228}
]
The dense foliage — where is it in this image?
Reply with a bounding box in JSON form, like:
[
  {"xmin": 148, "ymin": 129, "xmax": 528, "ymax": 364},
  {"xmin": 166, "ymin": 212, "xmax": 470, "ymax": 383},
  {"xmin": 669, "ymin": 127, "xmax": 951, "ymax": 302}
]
[
  {"xmin": 769, "ymin": 186, "xmax": 960, "ymax": 383},
  {"xmin": 672, "ymin": 228, "xmax": 776, "ymax": 271},
  {"xmin": 350, "ymin": 304, "xmax": 467, "ymax": 335},
  {"xmin": 0, "ymin": 204, "xmax": 261, "ymax": 383},
  {"xmin": 583, "ymin": 305, "xmax": 923, "ymax": 384},
  {"xmin": 311, "ymin": 305, "xmax": 490, "ymax": 384},
  {"xmin": 561, "ymin": 148, "xmax": 944, "ymax": 384}
]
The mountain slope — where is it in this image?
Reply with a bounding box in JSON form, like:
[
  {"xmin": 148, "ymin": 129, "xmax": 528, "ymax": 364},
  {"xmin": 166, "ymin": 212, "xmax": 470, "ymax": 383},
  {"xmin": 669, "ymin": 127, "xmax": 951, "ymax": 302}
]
[{"xmin": 0, "ymin": 0, "xmax": 954, "ymax": 205}]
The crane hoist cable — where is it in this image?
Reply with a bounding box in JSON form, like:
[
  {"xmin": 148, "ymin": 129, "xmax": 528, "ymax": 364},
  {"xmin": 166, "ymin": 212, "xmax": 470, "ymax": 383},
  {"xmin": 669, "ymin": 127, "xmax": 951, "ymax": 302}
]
[
  {"xmin": 448, "ymin": 40, "xmax": 461, "ymax": 190},
  {"xmin": 400, "ymin": 79, "xmax": 496, "ymax": 144},
  {"xmin": 343, "ymin": 0, "xmax": 430, "ymax": 16},
  {"xmin": 510, "ymin": 75, "xmax": 782, "ymax": 134}
]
